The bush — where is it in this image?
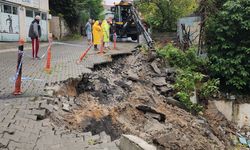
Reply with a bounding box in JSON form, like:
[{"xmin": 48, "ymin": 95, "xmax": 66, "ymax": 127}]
[
  {"xmin": 135, "ymin": 0, "xmax": 198, "ymax": 31},
  {"xmin": 174, "ymin": 69, "xmax": 204, "ymax": 113},
  {"xmin": 206, "ymin": 0, "xmax": 250, "ymax": 93},
  {"xmin": 157, "ymin": 44, "xmax": 219, "ymax": 113},
  {"xmin": 200, "ymin": 79, "xmax": 220, "ymax": 99},
  {"xmin": 158, "ymin": 44, "xmax": 207, "ymax": 71}
]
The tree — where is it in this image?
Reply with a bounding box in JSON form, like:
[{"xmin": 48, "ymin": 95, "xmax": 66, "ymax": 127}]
[
  {"xmin": 49, "ymin": 0, "xmax": 103, "ymax": 33},
  {"xmin": 197, "ymin": 0, "xmax": 228, "ymax": 53},
  {"xmin": 135, "ymin": 0, "xmax": 198, "ymax": 31},
  {"xmin": 84, "ymin": 0, "xmax": 104, "ymax": 20},
  {"xmin": 207, "ymin": 0, "xmax": 250, "ymax": 93},
  {"xmin": 50, "ymin": 0, "xmax": 80, "ymax": 32}
]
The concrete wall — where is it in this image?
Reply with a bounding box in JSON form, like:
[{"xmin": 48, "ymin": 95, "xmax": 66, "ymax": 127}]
[
  {"xmin": 214, "ymin": 100, "xmax": 250, "ymax": 128},
  {"xmin": 50, "ymin": 16, "xmax": 70, "ymax": 40},
  {"xmin": 39, "ymin": 0, "xmax": 49, "ymax": 11},
  {"xmin": 0, "ymin": 0, "xmax": 49, "ymax": 41},
  {"xmin": 177, "ymin": 16, "xmax": 201, "ymax": 45}
]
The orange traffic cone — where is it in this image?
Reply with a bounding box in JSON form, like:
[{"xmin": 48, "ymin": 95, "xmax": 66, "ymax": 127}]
[
  {"xmin": 44, "ymin": 45, "xmax": 52, "ymax": 74},
  {"xmin": 45, "ymin": 35, "xmax": 53, "ymax": 74},
  {"xmin": 113, "ymin": 32, "xmax": 117, "ymax": 50},
  {"xmin": 13, "ymin": 38, "xmax": 25, "ymax": 95},
  {"xmin": 76, "ymin": 44, "xmax": 92, "ymax": 64}
]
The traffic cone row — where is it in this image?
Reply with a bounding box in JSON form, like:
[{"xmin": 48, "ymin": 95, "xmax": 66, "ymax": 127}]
[{"xmin": 13, "ymin": 33, "xmax": 117, "ymax": 95}]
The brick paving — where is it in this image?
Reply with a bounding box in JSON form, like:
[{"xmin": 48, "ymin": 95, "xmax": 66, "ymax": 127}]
[
  {"xmin": 0, "ymin": 39, "xmax": 136, "ymax": 149},
  {"xmin": 0, "ymin": 39, "xmax": 136, "ymax": 99},
  {"xmin": 0, "ymin": 97, "xmax": 119, "ymax": 150}
]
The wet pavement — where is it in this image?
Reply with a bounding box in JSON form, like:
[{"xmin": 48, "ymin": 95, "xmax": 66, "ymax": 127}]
[
  {"xmin": 0, "ymin": 39, "xmax": 136, "ymax": 99},
  {"xmin": 0, "ymin": 97, "xmax": 119, "ymax": 150},
  {"xmin": 0, "ymin": 39, "xmax": 136, "ymax": 150}
]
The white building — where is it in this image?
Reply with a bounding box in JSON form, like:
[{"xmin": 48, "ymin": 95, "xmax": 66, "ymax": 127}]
[{"xmin": 0, "ymin": 0, "xmax": 49, "ymax": 41}]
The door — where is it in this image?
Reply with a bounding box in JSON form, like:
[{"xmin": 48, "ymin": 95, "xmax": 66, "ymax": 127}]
[{"xmin": 0, "ymin": 4, "xmax": 19, "ymax": 41}]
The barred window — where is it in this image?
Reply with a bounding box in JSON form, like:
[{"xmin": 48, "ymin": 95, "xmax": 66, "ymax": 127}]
[
  {"xmin": 26, "ymin": 9, "xmax": 33, "ymax": 17},
  {"xmin": 35, "ymin": 11, "xmax": 40, "ymax": 17},
  {"xmin": 41, "ymin": 13, "xmax": 47, "ymax": 20},
  {"xmin": 13, "ymin": 6, "xmax": 18, "ymax": 15},
  {"xmin": 4, "ymin": 5, "xmax": 11, "ymax": 14}
]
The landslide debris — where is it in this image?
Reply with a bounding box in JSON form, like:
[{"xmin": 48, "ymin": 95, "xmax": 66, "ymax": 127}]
[{"xmin": 43, "ymin": 48, "xmax": 237, "ymax": 149}]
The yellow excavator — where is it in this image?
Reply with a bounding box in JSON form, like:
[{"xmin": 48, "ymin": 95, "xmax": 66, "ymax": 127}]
[{"xmin": 110, "ymin": 0, "xmax": 154, "ymax": 49}]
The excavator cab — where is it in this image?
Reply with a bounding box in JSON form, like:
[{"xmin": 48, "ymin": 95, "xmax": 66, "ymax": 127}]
[{"xmin": 110, "ymin": 1, "xmax": 139, "ymax": 41}]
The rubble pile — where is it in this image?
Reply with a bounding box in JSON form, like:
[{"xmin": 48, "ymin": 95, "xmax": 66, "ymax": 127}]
[{"xmin": 42, "ymin": 49, "xmax": 238, "ymax": 149}]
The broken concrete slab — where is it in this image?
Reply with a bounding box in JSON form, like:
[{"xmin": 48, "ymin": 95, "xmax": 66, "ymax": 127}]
[
  {"xmin": 46, "ymin": 90, "xmax": 54, "ymax": 97},
  {"xmin": 165, "ymin": 97, "xmax": 184, "ymax": 109},
  {"xmin": 165, "ymin": 67, "xmax": 176, "ymax": 75},
  {"xmin": 62, "ymin": 103, "xmax": 70, "ymax": 112},
  {"xmin": 145, "ymin": 112, "xmax": 162, "ymax": 121},
  {"xmin": 136, "ymin": 105, "xmax": 165, "ymax": 122},
  {"xmin": 127, "ymin": 70, "xmax": 140, "ymax": 81},
  {"xmin": 143, "ymin": 119, "xmax": 166, "ymax": 133},
  {"xmin": 120, "ymin": 134, "xmax": 156, "ymax": 150},
  {"xmin": 158, "ymin": 86, "xmax": 172, "ymax": 93},
  {"xmin": 150, "ymin": 61, "xmax": 161, "ymax": 74},
  {"xmin": 151, "ymin": 77, "xmax": 167, "ymax": 86}
]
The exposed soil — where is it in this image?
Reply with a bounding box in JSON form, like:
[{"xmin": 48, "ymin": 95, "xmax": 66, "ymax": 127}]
[{"xmin": 46, "ymin": 48, "xmax": 239, "ymax": 149}]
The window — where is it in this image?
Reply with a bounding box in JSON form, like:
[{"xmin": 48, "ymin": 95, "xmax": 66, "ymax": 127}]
[
  {"xmin": 26, "ymin": 9, "xmax": 33, "ymax": 17},
  {"xmin": 13, "ymin": 6, "xmax": 18, "ymax": 15},
  {"xmin": 35, "ymin": 11, "xmax": 40, "ymax": 17},
  {"xmin": 4, "ymin": 5, "xmax": 11, "ymax": 13},
  {"xmin": 41, "ymin": 13, "xmax": 47, "ymax": 20}
]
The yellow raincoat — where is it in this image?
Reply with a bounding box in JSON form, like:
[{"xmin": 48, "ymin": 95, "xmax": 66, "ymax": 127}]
[
  {"xmin": 93, "ymin": 21, "xmax": 103, "ymax": 45},
  {"xmin": 101, "ymin": 20, "xmax": 110, "ymax": 43}
]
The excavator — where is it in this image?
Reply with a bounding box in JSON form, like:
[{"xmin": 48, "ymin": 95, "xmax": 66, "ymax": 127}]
[{"xmin": 110, "ymin": 0, "xmax": 154, "ymax": 49}]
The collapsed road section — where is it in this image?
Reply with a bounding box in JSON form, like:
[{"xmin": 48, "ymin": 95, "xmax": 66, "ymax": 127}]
[{"xmin": 41, "ymin": 46, "xmax": 238, "ymax": 150}]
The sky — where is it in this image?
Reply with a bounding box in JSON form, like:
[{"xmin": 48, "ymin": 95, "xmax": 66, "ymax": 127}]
[
  {"xmin": 104, "ymin": 0, "xmax": 120, "ymax": 5},
  {"xmin": 104, "ymin": 0, "xmax": 132, "ymax": 5}
]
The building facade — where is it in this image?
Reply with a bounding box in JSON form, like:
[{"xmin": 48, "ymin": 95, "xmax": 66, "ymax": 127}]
[{"xmin": 0, "ymin": 0, "xmax": 49, "ymax": 41}]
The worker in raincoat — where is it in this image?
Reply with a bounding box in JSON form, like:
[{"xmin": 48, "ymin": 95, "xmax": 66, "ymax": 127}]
[
  {"xmin": 101, "ymin": 19, "xmax": 111, "ymax": 50},
  {"xmin": 92, "ymin": 20, "xmax": 103, "ymax": 51}
]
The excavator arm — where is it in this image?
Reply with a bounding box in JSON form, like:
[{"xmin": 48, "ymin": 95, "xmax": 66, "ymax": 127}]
[{"xmin": 130, "ymin": 6, "xmax": 155, "ymax": 50}]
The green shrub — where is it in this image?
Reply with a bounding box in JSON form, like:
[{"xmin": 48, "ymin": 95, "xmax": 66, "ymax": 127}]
[
  {"xmin": 200, "ymin": 79, "xmax": 220, "ymax": 99},
  {"xmin": 174, "ymin": 69, "xmax": 204, "ymax": 94},
  {"xmin": 157, "ymin": 44, "xmax": 213, "ymax": 113},
  {"xmin": 176, "ymin": 91, "xmax": 203, "ymax": 113},
  {"xmin": 206, "ymin": 0, "xmax": 250, "ymax": 93},
  {"xmin": 158, "ymin": 44, "xmax": 208, "ymax": 71},
  {"xmin": 174, "ymin": 69, "xmax": 204, "ymax": 113},
  {"xmin": 157, "ymin": 44, "xmax": 219, "ymax": 113}
]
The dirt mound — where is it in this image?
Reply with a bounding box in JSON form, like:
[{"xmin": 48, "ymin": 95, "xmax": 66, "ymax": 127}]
[{"xmin": 45, "ymin": 49, "xmax": 236, "ymax": 149}]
